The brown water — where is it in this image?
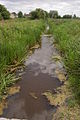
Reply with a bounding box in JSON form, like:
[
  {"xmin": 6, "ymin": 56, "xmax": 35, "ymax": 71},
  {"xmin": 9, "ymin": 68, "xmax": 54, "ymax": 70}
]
[{"xmin": 1, "ymin": 35, "xmax": 63, "ymax": 120}]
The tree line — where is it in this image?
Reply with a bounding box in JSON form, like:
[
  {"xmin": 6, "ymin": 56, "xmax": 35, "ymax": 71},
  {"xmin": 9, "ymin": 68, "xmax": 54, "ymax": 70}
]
[{"xmin": 0, "ymin": 4, "xmax": 78, "ymax": 20}]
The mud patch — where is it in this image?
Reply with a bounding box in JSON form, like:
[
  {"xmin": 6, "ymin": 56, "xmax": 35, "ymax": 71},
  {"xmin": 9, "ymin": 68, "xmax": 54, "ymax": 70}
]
[
  {"xmin": 55, "ymin": 69, "xmax": 66, "ymax": 82},
  {"xmin": 52, "ymin": 81, "xmax": 80, "ymax": 120},
  {"xmin": 42, "ymin": 92, "xmax": 55, "ymax": 106}
]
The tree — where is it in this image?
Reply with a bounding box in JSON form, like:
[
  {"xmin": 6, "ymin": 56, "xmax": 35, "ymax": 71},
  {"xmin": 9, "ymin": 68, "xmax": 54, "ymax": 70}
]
[
  {"xmin": 0, "ymin": 4, "xmax": 10, "ymax": 20},
  {"xmin": 63, "ymin": 14, "xmax": 72, "ymax": 19},
  {"xmin": 73, "ymin": 14, "xmax": 76, "ymax": 19},
  {"xmin": 49, "ymin": 10, "xmax": 58, "ymax": 18},
  {"xmin": 30, "ymin": 8, "xmax": 49, "ymax": 20},
  {"xmin": 18, "ymin": 11, "xmax": 23, "ymax": 18},
  {"xmin": 30, "ymin": 10, "xmax": 38, "ymax": 19},
  {"xmin": 36, "ymin": 8, "xmax": 48, "ymax": 19},
  {"xmin": 57, "ymin": 15, "xmax": 62, "ymax": 19}
]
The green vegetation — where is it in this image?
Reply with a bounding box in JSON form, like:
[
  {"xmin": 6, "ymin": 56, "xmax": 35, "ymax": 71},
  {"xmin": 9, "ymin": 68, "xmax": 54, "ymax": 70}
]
[
  {"xmin": 49, "ymin": 10, "xmax": 60, "ymax": 19},
  {"xmin": 0, "ymin": 4, "xmax": 10, "ymax": 20},
  {"xmin": 18, "ymin": 11, "xmax": 23, "ymax": 18},
  {"xmin": 48, "ymin": 19, "xmax": 80, "ymax": 101},
  {"xmin": 30, "ymin": 8, "xmax": 48, "ymax": 20},
  {"xmin": 0, "ymin": 19, "xmax": 45, "ymax": 97},
  {"xmin": 63, "ymin": 15, "xmax": 72, "ymax": 19}
]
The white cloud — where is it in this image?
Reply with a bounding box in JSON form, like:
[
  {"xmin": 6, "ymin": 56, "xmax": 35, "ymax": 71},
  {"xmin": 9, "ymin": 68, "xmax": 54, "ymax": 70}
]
[{"xmin": 0, "ymin": 0, "xmax": 80, "ymax": 16}]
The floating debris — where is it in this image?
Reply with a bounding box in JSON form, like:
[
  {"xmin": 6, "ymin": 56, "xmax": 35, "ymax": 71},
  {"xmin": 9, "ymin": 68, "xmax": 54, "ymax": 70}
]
[
  {"xmin": 29, "ymin": 92, "xmax": 38, "ymax": 100},
  {"xmin": 52, "ymin": 55, "xmax": 62, "ymax": 61},
  {"xmin": 29, "ymin": 50, "xmax": 33, "ymax": 55},
  {"xmin": 42, "ymin": 91, "xmax": 54, "ymax": 106},
  {"xmin": 55, "ymin": 69, "xmax": 66, "ymax": 82},
  {"xmin": 30, "ymin": 44, "xmax": 40, "ymax": 50},
  {"xmin": 8, "ymin": 86, "xmax": 20, "ymax": 96},
  {"xmin": 42, "ymin": 82, "xmax": 70, "ymax": 106}
]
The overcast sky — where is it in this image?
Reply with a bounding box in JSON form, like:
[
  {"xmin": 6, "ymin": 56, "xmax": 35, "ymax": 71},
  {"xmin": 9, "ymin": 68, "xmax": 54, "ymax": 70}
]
[{"xmin": 0, "ymin": 0, "xmax": 80, "ymax": 16}]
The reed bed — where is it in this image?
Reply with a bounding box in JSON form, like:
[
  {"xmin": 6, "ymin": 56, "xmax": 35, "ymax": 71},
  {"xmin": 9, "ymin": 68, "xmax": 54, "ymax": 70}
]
[
  {"xmin": 49, "ymin": 19, "xmax": 80, "ymax": 101},
  {"xmin": 0, "ymin": 19, "xmax": 45, "ymax": 97}
]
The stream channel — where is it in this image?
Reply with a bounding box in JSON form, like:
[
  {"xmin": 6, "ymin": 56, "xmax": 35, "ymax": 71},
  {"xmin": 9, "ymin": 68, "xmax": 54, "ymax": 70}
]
[{"xmin": 1, "ymin": 33, "xmax": 64, "ymax": 120}]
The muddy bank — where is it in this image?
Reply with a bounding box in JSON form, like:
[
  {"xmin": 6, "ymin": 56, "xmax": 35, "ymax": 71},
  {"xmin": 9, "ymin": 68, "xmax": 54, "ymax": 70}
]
[{"xmin": 1, "ymin": 35, "xmax": 65, "ymax": 120}]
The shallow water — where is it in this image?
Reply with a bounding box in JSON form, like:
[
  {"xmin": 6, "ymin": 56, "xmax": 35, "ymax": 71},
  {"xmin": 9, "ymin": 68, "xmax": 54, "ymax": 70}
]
[{"xmin": 1, "ymin": 35, "xmax": 62, "ymax": 120}]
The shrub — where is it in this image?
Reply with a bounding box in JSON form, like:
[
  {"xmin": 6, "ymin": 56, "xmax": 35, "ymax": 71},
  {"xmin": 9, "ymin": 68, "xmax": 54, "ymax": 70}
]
[
  {"xmin": 0, "ymin": 4, "xmax": 10, "ymax": 20},
  {"xmin": 18, "ymin": 11, "xmax": 23, "ymax": 18}
]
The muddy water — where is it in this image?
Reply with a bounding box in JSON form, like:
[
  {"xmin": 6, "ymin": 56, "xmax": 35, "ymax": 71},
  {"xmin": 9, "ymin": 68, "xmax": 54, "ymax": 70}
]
[{"xmin": 1, "ymin": 35, "xmax": 62, "ymax": 120}]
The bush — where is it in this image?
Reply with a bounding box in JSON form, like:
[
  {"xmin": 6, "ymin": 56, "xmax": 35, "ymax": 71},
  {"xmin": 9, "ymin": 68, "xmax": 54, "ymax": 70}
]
[
  {"xmin": 18, "ymin": 11, "xmax": 23, "ymax": 18},
  {"xmin": 49, "ymin": 10, "xmax": 59, "ymax": 18},
  {"xmin": 0, "ymin": 4, "xmax": 10, "ymax": 20},
  {"xmin": 30, "ymin": 8, "xmax": 48, "ymax": 20}
]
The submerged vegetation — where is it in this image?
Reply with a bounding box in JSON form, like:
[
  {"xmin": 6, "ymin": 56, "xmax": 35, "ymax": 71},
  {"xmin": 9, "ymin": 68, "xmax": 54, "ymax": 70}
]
[
  {"xmin": 48, "ymin": 19, "xmax": 80, "ymax": 101},
  {"xmin": 0, "ymin": 19, "xmax": 45, "ymax": 97}
]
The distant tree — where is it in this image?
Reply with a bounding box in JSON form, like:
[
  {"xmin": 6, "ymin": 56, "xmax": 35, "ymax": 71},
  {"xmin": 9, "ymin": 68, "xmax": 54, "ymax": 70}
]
[
  {"xmin": 73, "ymin": 14, "xmax": 76, "ymax": 19},
  {"xmin": 18, "ymin": 11, "xmax": 23, "ymax": 18},
  {"xmin": 30, "ymin": 10, "xmax": 38, "ymax": 19},
  {"xmin": 36, "ymin": 8, "xmax": 48, "ymax": 19},
  {"xmin": 30, "ymin": 8, "xmax": 49, "ymax": 20},
  {"xmin": 57, "ymin": 15, "xmax": 62, "ymax": 19},
  {"xmin": 0, "ymin": 4, "xmax": 10, "ymax": 20},
  {"xmin": 63, "ymin": 14, "xmax": 72, "ymax": 19},
  {"xmin": 49, "ymin": 10, "xmax": 58, "ymax": 18}
]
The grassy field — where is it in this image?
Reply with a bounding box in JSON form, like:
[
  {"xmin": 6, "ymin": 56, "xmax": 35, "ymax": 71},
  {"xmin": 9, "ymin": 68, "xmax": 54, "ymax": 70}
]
[
  {"xmin": 48, "ymin": 19, "xmax": 80, "ymax": 101},
  {"xmin": 0, "ymin": 19, "xmax": 45, "ymax": 97}
]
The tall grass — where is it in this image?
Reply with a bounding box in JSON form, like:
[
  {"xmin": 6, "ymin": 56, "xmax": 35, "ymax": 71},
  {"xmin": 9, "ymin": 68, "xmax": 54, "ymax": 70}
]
[
  {"xmin": 49, "ymin": 19, "xmax": 80, "ymax": 101},
  {"xmin": 0, "ymin": 19, "xmax": 45, "ymax": 96}
]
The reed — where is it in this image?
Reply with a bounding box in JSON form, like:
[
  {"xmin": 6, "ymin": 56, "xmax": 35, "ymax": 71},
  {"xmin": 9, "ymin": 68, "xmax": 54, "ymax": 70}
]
[
  {"xmin": 49, "ymin": 19, "xmax": 80, "ymax": 101},
  {"xmin": 0, "ymin": 19, "xmax": 45, "ymax": 96}
]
